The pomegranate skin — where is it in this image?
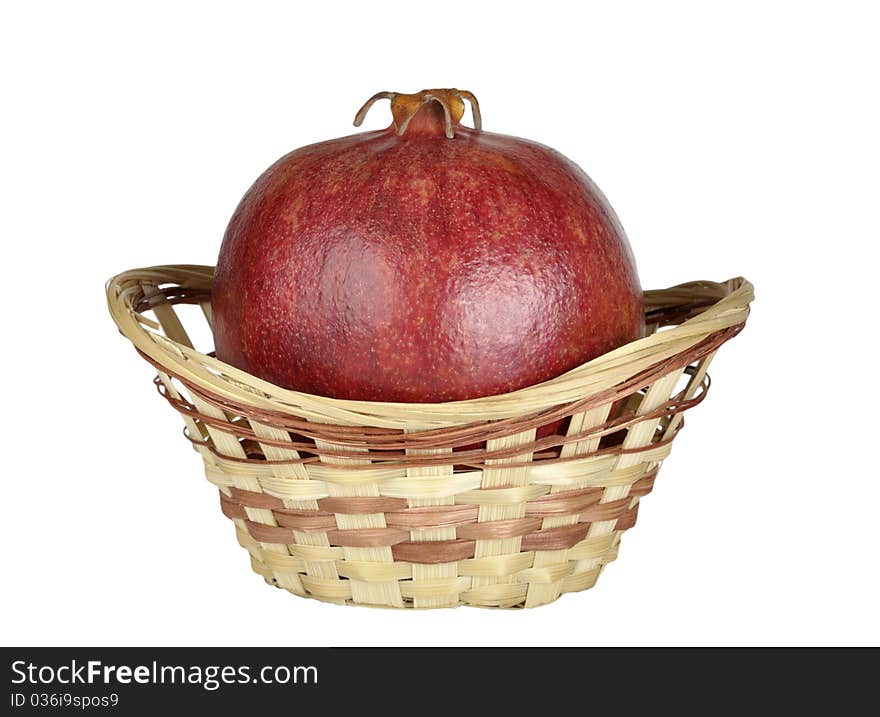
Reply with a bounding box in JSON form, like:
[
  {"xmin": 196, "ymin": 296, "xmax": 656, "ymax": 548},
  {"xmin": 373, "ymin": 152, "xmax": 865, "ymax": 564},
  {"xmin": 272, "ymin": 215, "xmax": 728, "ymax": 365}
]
[{"xmin": 212, "ymin": 105, "xmax": 643, "ymax": 402}]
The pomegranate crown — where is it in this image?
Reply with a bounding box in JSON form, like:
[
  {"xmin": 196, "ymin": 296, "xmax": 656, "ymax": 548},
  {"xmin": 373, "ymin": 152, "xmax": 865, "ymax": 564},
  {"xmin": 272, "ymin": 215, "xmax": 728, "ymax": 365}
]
[{"xmin": 353, "ymin": 88, "xmax": 482, "ymax": 139}]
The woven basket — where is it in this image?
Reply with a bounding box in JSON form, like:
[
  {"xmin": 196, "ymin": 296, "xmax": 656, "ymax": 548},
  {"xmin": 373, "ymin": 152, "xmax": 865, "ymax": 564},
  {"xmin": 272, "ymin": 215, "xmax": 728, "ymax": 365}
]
[{"xmin": 106, "ymin": 265, "xmax": 753, "ymax": 608}]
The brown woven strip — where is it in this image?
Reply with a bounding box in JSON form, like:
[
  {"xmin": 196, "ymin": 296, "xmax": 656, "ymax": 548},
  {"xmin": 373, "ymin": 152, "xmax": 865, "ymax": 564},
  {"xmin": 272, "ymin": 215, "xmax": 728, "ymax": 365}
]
[
  {"xmin": 245, "ymin": 520, "xmax": 295, "ymax": 544},
  {"xmin": 629, "ymin": 473, "xmax": 657, "ymax": 498},
  {"xmin": 525, "ymin": 486, "xmax": 604, "ymax": 517},
  {"xmin": 614, "ymin": 504, "xmax": 640, "ymax": 531},
  {"xmin": 577, "ymin": 498, "xmax": 631, "ymax": 523},
  {"xmin": 644, "ymin": 280, "xmax": 731, "ymax": 326},
  {"xmin": 175, "ymin": 399, "xmax": 687, "ymax": 471},
  {"xmin": 229, "ymin": 487, "xmax": 285, "ymax": 510},
  {"xmin": 515, "ymin": 503, "xmax": 642, "ymax": 552},
  {"xmin": 132, "ymin": 285, "xmax": 211, "ymax": 313},
  {"xmin": 169, "ymin": 372, "xmax": 696, "ymax": 459},
  {"xmin": 240, "ymin": 504, "xmax": 642, "ymax": 547},
  {"xmin": 224, "ymin": 479, "xmax": 650, "ymax": 540},
  {"xmin": 317, "ymin": 496, "xmax": 409, "ymax": 514},
  {"xmin": 222, "ymin": 479, "xmax": 653, "ymax": 535},
  {"xmin": 446, "ymin": 431, "xmax": 682, "ymax": 473},
  {"xmin": 325, "ymin": 527, "xmax": 410, "ymax": 548},
  {"xmin": 219, "ymin": 492, "xmax": 246, "ymax": 520},
  {"xmin": 521, "ymin": 523, "xmax": 590, "ymax": 551},
  {"xmin": 384, "ymin": 504, "xmax": 479, "ymax": 530},
  {"xmin": 392, "ymin": 539, "xmax": 476, "ymax": 564},
  {"xmin": 456, "ymin": 517, "xmax": 544, "ymax": 540},
  {"xmin": 273, "ymin": 510, "xmax": 337, "ymax": 532}
]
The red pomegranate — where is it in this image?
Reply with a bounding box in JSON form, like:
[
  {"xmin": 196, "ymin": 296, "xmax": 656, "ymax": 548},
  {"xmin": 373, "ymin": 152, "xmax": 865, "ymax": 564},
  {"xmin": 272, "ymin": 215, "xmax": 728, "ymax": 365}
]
[{"xmin": 212, "ymin": 89, "xmax": 644, "ymax": 403}]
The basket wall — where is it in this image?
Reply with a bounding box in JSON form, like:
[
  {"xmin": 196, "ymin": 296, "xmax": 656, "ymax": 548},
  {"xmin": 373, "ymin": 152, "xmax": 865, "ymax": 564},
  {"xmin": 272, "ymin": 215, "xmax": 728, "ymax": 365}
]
[{"xmin": 107, "ymin": 266, "xmax": 752, "ymax": 608}]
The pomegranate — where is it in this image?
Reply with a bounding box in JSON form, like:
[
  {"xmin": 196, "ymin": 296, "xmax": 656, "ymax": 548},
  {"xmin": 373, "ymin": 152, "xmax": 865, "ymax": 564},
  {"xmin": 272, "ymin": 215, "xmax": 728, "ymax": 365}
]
[{"xmin": 212, "ymin": 89, "xmax": 644, "ymax": 403}]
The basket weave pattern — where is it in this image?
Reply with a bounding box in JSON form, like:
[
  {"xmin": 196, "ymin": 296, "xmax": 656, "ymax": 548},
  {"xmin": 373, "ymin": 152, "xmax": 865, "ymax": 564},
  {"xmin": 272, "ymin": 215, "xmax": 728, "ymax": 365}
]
[{"xmin": 107, "ymin": 265, "xmax": 752, "ymax": 608}]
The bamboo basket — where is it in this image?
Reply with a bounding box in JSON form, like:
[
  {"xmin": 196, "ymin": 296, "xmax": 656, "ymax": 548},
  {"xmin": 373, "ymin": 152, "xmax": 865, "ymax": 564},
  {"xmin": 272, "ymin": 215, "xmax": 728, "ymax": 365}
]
[{"xmin": 106, "ymin": 265, "xmax": 753, "ymax": 608}]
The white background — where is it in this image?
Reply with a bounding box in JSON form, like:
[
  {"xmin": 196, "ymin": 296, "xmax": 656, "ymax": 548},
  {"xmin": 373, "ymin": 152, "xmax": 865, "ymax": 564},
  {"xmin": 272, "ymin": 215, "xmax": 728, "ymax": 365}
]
[{"xmin": 2, "ymin": 1, "xmax": 878, "ymax": 646}]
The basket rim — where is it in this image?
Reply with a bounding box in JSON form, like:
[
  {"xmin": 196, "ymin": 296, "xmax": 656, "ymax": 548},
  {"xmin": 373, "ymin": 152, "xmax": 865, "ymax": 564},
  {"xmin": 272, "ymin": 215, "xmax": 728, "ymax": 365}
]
[{"xmin": 106, "ymin": 264, "xmax": 753, "ymax": 428}]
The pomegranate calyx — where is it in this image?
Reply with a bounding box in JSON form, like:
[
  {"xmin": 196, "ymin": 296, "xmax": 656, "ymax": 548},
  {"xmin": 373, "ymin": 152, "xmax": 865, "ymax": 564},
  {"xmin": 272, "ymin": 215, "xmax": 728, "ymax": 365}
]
[{"xmin": 353, "ymin": 88, "xmax": 482, "ymax": 139}]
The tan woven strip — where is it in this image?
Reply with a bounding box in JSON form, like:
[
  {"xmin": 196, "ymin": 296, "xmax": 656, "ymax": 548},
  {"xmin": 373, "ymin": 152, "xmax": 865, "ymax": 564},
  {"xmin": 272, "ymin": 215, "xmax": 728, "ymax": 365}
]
[
  {"xmin": 527, "ymin": 448, "xmax": 669, "ymax": 488},
  {"xmin": 577, "ymin": 370, "xmax": 685, "ymax": 578},
  {"xmin": 315, "ymin": 434, "xmax": 404, "ymax": 607},
  {"xmin": 462, "ymin": 583, "xmax": 528, "ymax": 607},
  {"xmin": 459, "ymin": 552, "xmax": 535, "ymax": 578},
  {"xmin": 250, "ymin": 557, "xmax": 273, "ymax": 581},
  {"xmin": 456, "ymin": 484, "xmax": 547, "ymax": 506},
  {"xmin": 141, "ymin": 281, "xmax": 194, "ymax": 348},
  {"xmin": 248, "ymin": 475, "xmax": 329, "ymax": 501},
  {"xmin": 334, "ymin": 561, "xmax": 412, "ymax": 582},
  {"xmin": 189, "ymin": 383, "xmax": 304, "ymax": 595},
  {"xmin": 558, "ymin": 531, "xmax": 616, "ymax": 561},
  {"xmin": 399, "ymin": 577, "xmax": 472, "ymax": 599},
  {"xmin": 284, "ymin": 543, "xmax": 342, "ymax": 561},
  {"xmin": 525, "ymin": 401, "xmax": 615, "ymax": 607},
  {"xmin": 205, "ymin": 466, "xmax": 328, "ymax": 498},
  {"xmin": 261, "ymin": 550, "xmax": 309, "ymax": 572},
  {"xmin": 403, "ymin": 437, "xmax": 459, "ymax": 608},
  {"xmin": 471, "ymin": 429, "xmax": 537, "ymax": 596},
  {"xmin": 380, "ymin": 472, "xmax": 481, "ymax": 500},
  {"xmin": 664, "ymin": 353, "xmax": 716, "ymax": 439},
  {"xmin": 236, "ymin": 526, "xmax": 265, "ymax": 562},
  {"xmin": 559, "ymin": 568, "xmax": 601, "ymax": 594},
  {"xmin": 300, "ymin": 575, "xmax": 353, "ymax": 601},
  {"xmin": 516, "ymin": 563, "xmax": 574, "ymax": 584},
  {"xmin": 260, "ymin": 556, "xmax": 307, "ymax": 575}
]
